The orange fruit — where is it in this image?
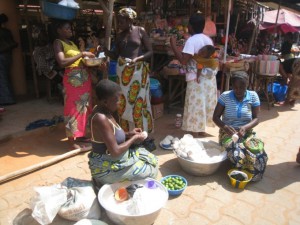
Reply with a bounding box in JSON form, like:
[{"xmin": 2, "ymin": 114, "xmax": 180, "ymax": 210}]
[{"xmin": 114, "ymin": 187, "xmax": 129, "ymax": 202}]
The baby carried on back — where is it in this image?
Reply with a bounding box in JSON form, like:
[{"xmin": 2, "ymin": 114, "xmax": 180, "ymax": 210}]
[{"xmin": 193, "ymin": 45, "xmax": 219, "ymax": 82}]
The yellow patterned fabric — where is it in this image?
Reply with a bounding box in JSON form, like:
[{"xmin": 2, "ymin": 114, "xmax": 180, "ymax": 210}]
[
  {"xmin": 193, "ymin": 55, "xmax": 219, "ymax": 70},
  {"xmin": 58, "ymin": 40, "xmax": 82, "ymax": 68}
]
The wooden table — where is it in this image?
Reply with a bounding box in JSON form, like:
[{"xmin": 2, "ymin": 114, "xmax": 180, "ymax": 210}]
[{"xmin": 255, "ymin": 74, "xmax": 277, "ymax": 110}]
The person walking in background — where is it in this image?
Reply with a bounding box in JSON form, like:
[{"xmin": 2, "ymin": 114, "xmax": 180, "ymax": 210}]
[
  {"xmin": 88, "ymin": 80, "xmax": 158, "ymax": 187},
  {"xmin": 213, "ymin": 71, "xmax": 268, "ymax": 181},
  {"xmin": 53, "ymin": 20, "xmax": 95, "ymax": 149},
  {"xmin": 104, "ymin": 8, "xmax": 153, "ymax": 133},
  {"xmin": 278, "ymin": 58, "xmax": 300, "ymax": 107},
  {"xmin": 275, "ymin": 32, "xmax": 294, "ymax": 60},
  {"xmin": 169, "ymin": 13, "xmax": 217, "ymax": 137},
  {"xmin": 0, "ymin": 13, "xmax": 17, "ymax": 106}
]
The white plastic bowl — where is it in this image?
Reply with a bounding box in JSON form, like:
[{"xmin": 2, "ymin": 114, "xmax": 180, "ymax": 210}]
[
  {"xmin": 98, "ymin": 178, "xmax": 168, "ymax": 225},
  {"xmin": 174, "ymin": 139, "xmax": 227, "ymax": 176}
]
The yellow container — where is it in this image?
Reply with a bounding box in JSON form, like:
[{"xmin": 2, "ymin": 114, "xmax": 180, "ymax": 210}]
[{"xmin": 227, "ymin": 169, "xmax": 253, "ymax": 189}]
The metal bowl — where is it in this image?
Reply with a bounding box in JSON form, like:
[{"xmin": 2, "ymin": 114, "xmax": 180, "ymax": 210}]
[
  {"xmin": 174, "ymin": 139, "xmax": 227, "ymax": 176},
  {"xmin": 98, "ymin": 178, "xmax": 168, "ymax": 225},
  {"xmin": 82, "ymin": 57, "xmax": 104, "ymax": 67}
]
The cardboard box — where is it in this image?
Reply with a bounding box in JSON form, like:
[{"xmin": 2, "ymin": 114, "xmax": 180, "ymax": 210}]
[{"xmin": 151, "ymin": 103, "xmax": 164, "ymax": 120}]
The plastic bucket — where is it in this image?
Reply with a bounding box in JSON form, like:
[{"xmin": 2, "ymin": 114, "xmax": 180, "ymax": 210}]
[
  {"xmin": 228, "ymin": 169, "xmax": 253, "ymax": 189},
  {"xmin": 150, "ymin": 78, "xmax": 163, "ymax": 98}
]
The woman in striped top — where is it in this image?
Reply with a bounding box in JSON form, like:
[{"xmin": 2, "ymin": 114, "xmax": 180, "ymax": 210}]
[{"xmin": 213, "ymin": 71, "xmax": 268, "ymax": 181}]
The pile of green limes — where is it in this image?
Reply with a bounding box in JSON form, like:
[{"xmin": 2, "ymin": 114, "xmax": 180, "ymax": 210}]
[{"xmin": 161, "ymin": 176, "xmax": 186, "ymax": 191}]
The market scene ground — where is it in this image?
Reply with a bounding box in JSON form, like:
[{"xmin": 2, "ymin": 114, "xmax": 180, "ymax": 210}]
[{"xmin": 0, "ymin": 97, "xmax": 299, "ymax": 225}]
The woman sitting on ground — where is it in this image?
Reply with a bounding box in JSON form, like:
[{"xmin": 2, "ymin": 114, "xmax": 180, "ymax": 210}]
[
  {"xmin": 213, "ymin": 71, "xmax": 268, "ymax": 181},
  {"xmin": 279, "ymin": 58, "xmax": 300, "ymax": 106},
  {"xmin": 88, "ymin": 79, "xmax": 158, "ymax": 187}
]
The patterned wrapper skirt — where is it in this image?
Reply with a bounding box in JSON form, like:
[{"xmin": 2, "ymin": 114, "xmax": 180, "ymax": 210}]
[
  {"xmin": 88, "ymin": 147, "xmax": 158, "ymax": 185},
  {"xmin": 116, "ymin": 57, "xmax": 153, "ymax": 133},
  {"xmin": 63, "ymin": 67, "xmax": 92, "ymax": 138},
  {"xmin": 219, "ymin": 129, "xmax": 268, "ymax": 181},
  {"xmin": 182, "ymin": 75, "xmax": 217, "ymax": 132}
]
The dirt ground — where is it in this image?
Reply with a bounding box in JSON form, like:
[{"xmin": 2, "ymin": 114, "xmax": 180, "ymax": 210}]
[{"xmin": 0, "ymin": 97, "xmax": 300, "ymax": 225}]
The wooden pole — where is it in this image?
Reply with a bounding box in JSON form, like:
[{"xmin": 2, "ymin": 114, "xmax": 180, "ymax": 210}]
[
  {"xmin": 24, "ymin": 0, "xmax": 39, "ymax": 98},
  {"xmin": 223, "ymin": 0, "xmax": 231, "ymax": 64},
  {"xmin": 247, "ymin": 5, "xmax": 260, "ymax": 55},
  {"xmin": 274, "ymin": 0, "xmax": 281, "ymax": 35},
  {"xmin": 0, "ymin": 146, "xmax": 92, "ymax": 184},
  {"xmin": 98, "ymin": 0, "xmax": 114, "ymax": 79}
]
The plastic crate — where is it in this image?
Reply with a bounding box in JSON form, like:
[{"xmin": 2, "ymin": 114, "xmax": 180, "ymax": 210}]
[{"xmin": 40, "ymin": 0, "xmax": 78, "ymax": 20}]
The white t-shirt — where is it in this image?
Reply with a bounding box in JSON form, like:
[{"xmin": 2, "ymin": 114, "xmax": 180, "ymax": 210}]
[{"xmin": 182, "ymin": 33, "xmax": 213, "ymax": 81}]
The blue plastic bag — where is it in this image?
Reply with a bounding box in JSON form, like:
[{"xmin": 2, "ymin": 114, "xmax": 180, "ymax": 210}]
[{"xmin": 268, "ymin": 82, "xmax": 288, "ymax": 102}]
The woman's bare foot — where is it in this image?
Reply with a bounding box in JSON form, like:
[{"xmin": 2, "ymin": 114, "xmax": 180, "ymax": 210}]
[
  {"xmin": 68, "ymin": 137, "xmax": 91, "ymax": 150},
  {"xmin": 75, "ymin": 136, "xmax": 91, "ymax": 143}
]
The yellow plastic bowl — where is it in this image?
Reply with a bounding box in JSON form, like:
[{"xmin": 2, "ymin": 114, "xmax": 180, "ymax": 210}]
[{"xmin": 227, "ymin": 169, "xmax": 253, "ymax": 189}]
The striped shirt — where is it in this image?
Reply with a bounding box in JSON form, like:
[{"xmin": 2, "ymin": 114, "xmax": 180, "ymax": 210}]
[{"xmin": 218, "ymin": 90, "xmax": 260, "ymax": 129}]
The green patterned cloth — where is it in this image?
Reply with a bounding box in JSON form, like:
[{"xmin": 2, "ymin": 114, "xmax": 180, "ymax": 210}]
[
  {"xmin": 219, "ymin": 129, "xmax": 268, "ymax": 182},
  {"xmin": 88, "ymin": 146, "xmax": 158, "ymax": 186}
]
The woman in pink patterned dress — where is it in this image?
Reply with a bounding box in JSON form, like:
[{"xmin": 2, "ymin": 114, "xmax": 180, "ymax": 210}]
[{"xmin": 53, "ymin": 20, "xmax": 95, "ymax": 149}]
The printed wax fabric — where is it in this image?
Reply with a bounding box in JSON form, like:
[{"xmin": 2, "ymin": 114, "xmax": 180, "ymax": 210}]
[
  {"xmin": 59, "ymin": 39, "xmax": 92, "ymax": 138},
  {"xmin": 88, "ymin": 146, "xmax": 158, "ymax": 185},
  {"xmin": 181, "ymin": 75, "xmax": 217, "ymax": 132},
  {"xmin": 219, "ymin": 129, "xmax": 268, "ymax": 181},
  {"xmin": 116, "ymin": 57, "xmax": 153, "ymax": 133},
  {"xmin": 63, "ymin": 67, "xmax": 92, "ymax": 138}
]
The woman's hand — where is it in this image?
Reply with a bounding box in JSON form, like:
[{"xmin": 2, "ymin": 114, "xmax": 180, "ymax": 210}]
[
  {"xmin": 132, "ymin": 128, "xmax": 142, "ymax": 134},
  {"xmin": 131, "ymin": 57, "xmax": 138, "ymax": 64},
  {"xmin": 223, "ymin": 125, "xmax": 237, "ymax": 136},
  {"xmin": 238, "ymin": 126, "xmax": 247, "ymax": 137},
  {"xmin": 133, "ymin": 132, "xmax": 146, "ymax": 143},
  {"xmin": 82, "ymin": 51, "xmax": 95, "ymax": 58},
  {"xmin": 126, "ymin": 128, "xmax": 142, "ymax": 139}
]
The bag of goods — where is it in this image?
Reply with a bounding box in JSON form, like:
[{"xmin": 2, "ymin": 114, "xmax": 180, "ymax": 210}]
[{"xmin": 31, "ymin": 177, "xmax": 101, "ymax": 225}]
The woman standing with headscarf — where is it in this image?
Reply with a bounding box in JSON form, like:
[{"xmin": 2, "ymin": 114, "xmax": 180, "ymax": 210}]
[{"xmin": 104, "ymin": 8, "xmax": 154, "ymax": 133}]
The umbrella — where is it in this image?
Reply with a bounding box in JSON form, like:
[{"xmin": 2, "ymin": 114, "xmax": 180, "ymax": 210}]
[
  {"xmin": 259, "ymin": 23, "xmax": 300, "ymax": 34},
  {"xmin": 259, "ymin": 8, "xmax": 300, "ymax": 34}
]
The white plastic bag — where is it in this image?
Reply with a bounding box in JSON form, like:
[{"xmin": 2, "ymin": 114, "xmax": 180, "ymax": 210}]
[
  {"xmin": 30, "ymin": 184, "xmax": 68, "ymax": 225},
  {"xmin": 31, "ymin": 177, "xmax": 101, "ymax": 224}
]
